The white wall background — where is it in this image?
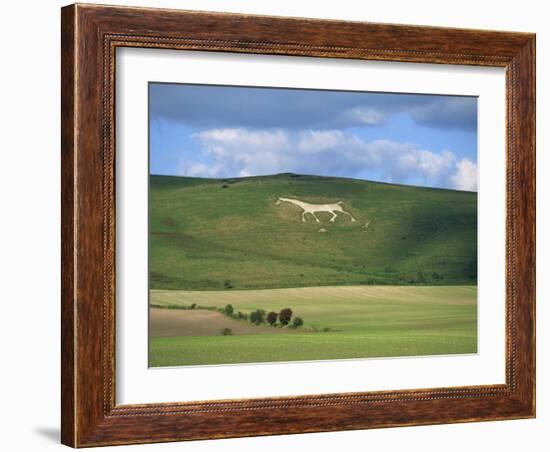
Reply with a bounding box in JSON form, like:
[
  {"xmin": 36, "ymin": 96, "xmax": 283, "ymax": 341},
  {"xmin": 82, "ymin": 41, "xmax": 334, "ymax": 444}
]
[{"xmin": 0, "ymin": 1, "xmax": 545, "ymax": 450}]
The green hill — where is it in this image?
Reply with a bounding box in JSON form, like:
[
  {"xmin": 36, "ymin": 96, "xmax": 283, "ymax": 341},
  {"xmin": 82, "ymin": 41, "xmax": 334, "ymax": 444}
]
[{"xmin": 149, "ymin": 173, "xmax": 477, "ymax": 291}]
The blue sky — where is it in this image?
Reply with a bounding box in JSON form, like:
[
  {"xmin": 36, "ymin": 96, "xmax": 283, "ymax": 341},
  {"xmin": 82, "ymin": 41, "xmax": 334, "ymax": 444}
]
[{"xmin": 149, "ymin": 83, "xmax": 478, "ymax": 191}]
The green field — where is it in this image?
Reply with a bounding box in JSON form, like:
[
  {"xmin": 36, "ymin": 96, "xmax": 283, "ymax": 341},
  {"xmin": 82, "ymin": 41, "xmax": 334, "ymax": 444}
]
[
  {"xmin": 149, "ymin": 286, "xmax": 477, "ymax": 366},
  {"xmin": 149, "ymin": 173, "xmax": 477, "ymax": 367},
  {"xmin": 150, "ymin": 173, "xmax": 477, "ymax": 290}
]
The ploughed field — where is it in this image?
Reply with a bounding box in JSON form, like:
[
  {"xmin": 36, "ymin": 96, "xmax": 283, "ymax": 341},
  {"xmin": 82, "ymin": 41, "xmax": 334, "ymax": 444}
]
[
  {"xmin": 150, "ymin": 308, "xmax": 295, "ymax": 337},
  {"xmin": 149, "ymin": 285, "xmax": 477, "ymax": 367}
]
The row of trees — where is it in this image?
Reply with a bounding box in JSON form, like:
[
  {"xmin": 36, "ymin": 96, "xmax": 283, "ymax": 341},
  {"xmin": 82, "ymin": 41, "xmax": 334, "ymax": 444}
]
[{"xmin": 224, "ymin": 305, "xmax": 304, "ymax": 329}]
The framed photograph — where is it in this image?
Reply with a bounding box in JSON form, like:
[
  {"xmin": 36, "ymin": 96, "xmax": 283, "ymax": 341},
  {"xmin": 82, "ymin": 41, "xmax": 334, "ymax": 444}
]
[{"xmin": 61, "ymin": 3, "xmax": 535, "ymax": 447}]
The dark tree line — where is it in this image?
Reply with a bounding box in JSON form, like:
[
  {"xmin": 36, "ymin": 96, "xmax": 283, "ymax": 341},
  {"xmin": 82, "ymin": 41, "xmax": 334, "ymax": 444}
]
[
  {"xmin": 219, "ymin": 304, "xmax": 304, "ymax": 329},
  {"xmin": 253, "ymin": 308, "xmax": 303, "ymax": 328}
]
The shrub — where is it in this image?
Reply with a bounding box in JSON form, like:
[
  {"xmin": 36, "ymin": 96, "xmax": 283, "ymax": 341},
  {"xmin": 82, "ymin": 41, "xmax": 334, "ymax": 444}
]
[
  {"xmin": 278, "ymin": 308, "xmax": 293, "ymax": 326},
  {"xmin": 220, "ymin": 328, "xmax": 233, "ymax": 336},
  {"xmin": 249, "ymin": 309, "xmax": 265, "ymax": 325},
  {"xmin": 224, "ymin": 280, "xmax": 233, "ymax": 289},
  {"xmin": 292, "ymin": 317, "xmax": 304, "ymax": 328},
  {"xmin": 190, "ymin": 303, "xmax": 196, "ymax": 309},
  {"xmin": 224, "ymin": 304, "xmax": 234, "ymax": 315},
  {"xmin": 266, "ymin": 311, "xmax": 278, "ymax": 326}
]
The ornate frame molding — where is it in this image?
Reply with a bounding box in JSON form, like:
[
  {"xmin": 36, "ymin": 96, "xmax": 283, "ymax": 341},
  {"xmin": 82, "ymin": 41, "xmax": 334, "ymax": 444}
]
[{"xmin": 62, "ymin": 4, "xmax": 535, "ymax": 447}]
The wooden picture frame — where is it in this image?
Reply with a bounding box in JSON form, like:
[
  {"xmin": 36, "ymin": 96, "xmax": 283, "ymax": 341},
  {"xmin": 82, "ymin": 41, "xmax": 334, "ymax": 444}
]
[{"xmin": 61, "ymin": 3, "xmax": 535, "ymax": 447}]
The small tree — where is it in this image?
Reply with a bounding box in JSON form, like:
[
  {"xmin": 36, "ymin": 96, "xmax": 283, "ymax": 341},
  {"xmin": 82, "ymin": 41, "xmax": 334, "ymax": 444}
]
[
  {"xmin": 278, "ymin": 308, "xmax": 293, "ymax": 326},
  {"xmin": 224, "ymin": 304, "xmax": 234, "ymax": 315},
  {"xmin": 190, "ymin": 303, "xmax": 197, "ymax": 309},
  {"xmin": 266, "ymin": 311, "xmax": 278, "ymax": 326},
  {"xmin": 249, "ymin": 309, "xmax": 265, "ymax": 325},
  {"xmin": 292, "ymin": 317, "xmax": 304, "ymax": 328},
  {"xmin": 220, "ymin": 328, "xmax": 233, "ymax": 336}
]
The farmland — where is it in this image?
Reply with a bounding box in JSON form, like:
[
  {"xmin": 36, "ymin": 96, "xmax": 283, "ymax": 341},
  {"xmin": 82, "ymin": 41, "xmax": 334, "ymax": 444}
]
[{"xmin": 149, "ymin": 285, "xmax": 477, "ymax": 366}]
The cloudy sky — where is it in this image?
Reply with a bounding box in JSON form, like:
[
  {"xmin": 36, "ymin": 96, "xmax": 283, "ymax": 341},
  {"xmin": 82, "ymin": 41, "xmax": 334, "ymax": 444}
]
[{"xmin": 149, "ymin": 83, "xmax": 478, "ymax": 191}]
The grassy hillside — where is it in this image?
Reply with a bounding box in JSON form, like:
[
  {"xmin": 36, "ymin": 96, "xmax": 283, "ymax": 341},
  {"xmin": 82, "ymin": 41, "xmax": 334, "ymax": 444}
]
[{"xmin": 150, "ymin": 173, "xmax": 477, "ymax": 290}]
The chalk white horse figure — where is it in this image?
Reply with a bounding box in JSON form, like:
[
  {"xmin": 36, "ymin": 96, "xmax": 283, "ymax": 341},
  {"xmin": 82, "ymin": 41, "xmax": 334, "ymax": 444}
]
[{"xmin": 276, "ymin": 197, "xmax": 356, "ymax": 223}]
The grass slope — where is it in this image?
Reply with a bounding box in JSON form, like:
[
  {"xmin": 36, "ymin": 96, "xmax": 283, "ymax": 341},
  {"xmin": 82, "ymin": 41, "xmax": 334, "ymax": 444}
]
[
  {"xmin": 149, "ymin": 286, "xmax": 477, "ymax": 366},
  {"xmin": 150, "ymin": 173, "xmax": 477, "ymax": 290}
]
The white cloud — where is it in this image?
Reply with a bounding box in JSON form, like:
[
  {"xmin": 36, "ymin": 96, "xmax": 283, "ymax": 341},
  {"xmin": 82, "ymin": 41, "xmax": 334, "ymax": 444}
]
[
  {"xmin": 181, "ymin": 127, "xmax": 476, "ymax": 191},
  {"xmin": 297, "ymin": 130, "xmax": 357, "ymax": 153},
  {"xmin": 449, "ymin": 158, "xmax": 478, "ymax": 191},
  {"xmin": 197, "ymin": 128, "xmax": 288, "ymax": 153},
  {"xmin": 396, "ymin": 149, "xmax": 455, "ymax": 181},
  {"xmin": 341, "ymin": 107, "xmax": 385, "ymax": 125}
]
